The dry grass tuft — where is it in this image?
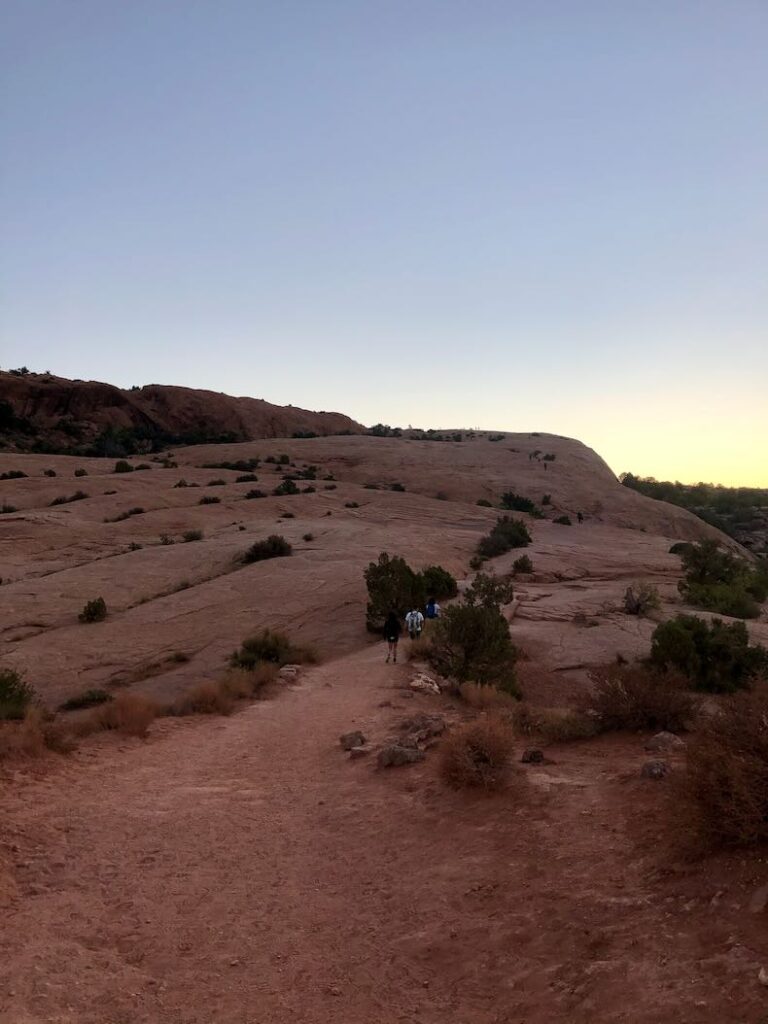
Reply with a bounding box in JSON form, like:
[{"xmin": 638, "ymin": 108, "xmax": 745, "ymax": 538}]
[
  {"xmin": 582, "ymin": 664, "xmax": 695, "ymax": 733},
  {"xmin": 510, "ymin": 702, "xmax": 599, "ymax": 743},
  {"xmin": 0, "ymin": 707, "xmax": 77, "ymax": 759},
  {"xmin": 459, "ymin": 681, "xmax": 518, "ymax": 710},
  {"xmin": 674, "ymin": 689, "xmax": 768, "ymax": 853},
  {"xmin": 78, "ymin": 693, "xmax": 160, "ymax": 738},
  {"xmin": 440, "ymin": 715, "xmax": 515, "ymax": 790},
  {"xmin": 173, "ymin": 681, "xmax": 234, "ymax": 716}
]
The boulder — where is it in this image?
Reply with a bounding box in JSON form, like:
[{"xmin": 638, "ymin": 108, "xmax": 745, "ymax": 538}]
[
  {"xmin": 641, "ymin": 759, "xmax": 670, "ymax": 780},
  {"xmin": 521, "ymin": 748, "xmax": 544, "ymax": 764},
  {"xmin": 279, "ymin": 664, "xmax": 302, "ymax": 682},
  {"xmin": 399, "ymin": 714, "xmax": 446, "ymax": 745},
  {"xmin": 377, "ymin": 744, "xmax": 426, "ymax": 768},
  {"xmin": 644, "ymin": 731, "xmax": 685, "ymax": 753},
  {"xmin": 340, "ymin": 730, "xmax": 366, "ymax": 751}
]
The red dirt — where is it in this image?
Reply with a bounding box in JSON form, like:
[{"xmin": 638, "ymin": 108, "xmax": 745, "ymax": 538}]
[{"xmin": 3, "ymin": 646, "xmax": 768, "ymax": 1023}]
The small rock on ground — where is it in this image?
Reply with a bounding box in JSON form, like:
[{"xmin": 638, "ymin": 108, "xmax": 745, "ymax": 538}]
[
  {"xmin": 377, "ymin": 745, "xmax": 426, "ymax": 768},
  {"xmin": 348, "ymin": 747, "xmax": 369, "ymax": 760},
  {"xmin": 641, "ymin": 759, "xmax": 670, "ymax": 780},
  {"xmin": 340, "ymin": 731, "xmax": 366, "ymax": 751},
  {"xmin": 644, "ymin": 731, "xmax": 685, "ymax": 753},
  {"xmin": 521, "ymin": 748, "xmax": 544, "ymax": 764}
]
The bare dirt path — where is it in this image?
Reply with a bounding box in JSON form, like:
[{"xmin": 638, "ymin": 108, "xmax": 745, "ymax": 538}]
[{"xmin": 2, "ymin": 647, "xmax": 768, "ymax": 1024}]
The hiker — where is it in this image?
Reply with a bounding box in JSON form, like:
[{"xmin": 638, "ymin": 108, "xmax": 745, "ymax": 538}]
[
  {"xmin": 425, "ymin": 597, "xmax": 441, "ymax": 620},
  {"xmin": 383, "ymin": 610, "xmax": 402, "ymax": 663},
  {"xmin": 405, "ymin": 607, "xmax": 424, "ymax": 640}
]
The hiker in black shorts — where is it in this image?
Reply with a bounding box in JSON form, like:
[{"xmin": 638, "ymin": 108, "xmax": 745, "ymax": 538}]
[{"xmin": 383, "ymin": 610, "xmax": 402, "ymax": 663}]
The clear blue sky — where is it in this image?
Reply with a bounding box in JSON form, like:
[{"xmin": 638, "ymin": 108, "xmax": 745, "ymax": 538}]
[{"xmin": 2, "ymin": 1, "xmax": 766, "ymax": 483}]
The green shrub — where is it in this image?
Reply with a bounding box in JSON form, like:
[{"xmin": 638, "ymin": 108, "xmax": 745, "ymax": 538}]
[
  {"xmin": 428, "ymin": 574, "xmax": 518, "ymax": 693},
  {"xmin": 421, "ymin": 565, "xmax": 458, "ymax": 600},
  {"xmin": 476, "ymin": 499, "xmax": 493, "ymax": 507},
  {"xmin": 553, "ymin": 515, "xmax": 572, "ymax": 526},
  {"xmin": 273, "ymin": 478, "xmax": 299, "ymax": 496},
  {"xmin": 242, "ymin": 535, "xmax": 292, "ymax": 564},
  {"xmin": 477, "ymin": 516, "xmax": 531, "ymax": 558},
  {"xmin": 173, "ymin": 479, "xmax": 189, "ymax": 488},
  {"xmin": 469, "ymin": 554, "xmax": 485, "ymax": 571},
  {"xmin": 0, "ymin": 470, "xmax": 27, "ymax": 480},
  {"xmin": 302, "ymin": 532, "xmax": 314, "ymax": 542},
  {"xmin": 541, "ymin": 494, "xmax": 552, "ymax": 506},
  {"xmin": 650, "ymin": 614, "xmax": 768, "ymax": 693},
  {"xmin": 74, "ymin": 468, "xmax": 87, "ymax": 477},
  {"xmin": 230, "ymin": 629, "xmax": 314, "ymax": 670},
  {"xmin": 79, "ymin": 597, "xmax": 107, "ymax": 623},
  {"xmin": 183, "ymin": 530, "xmax": 203, "ymax": 543},
  {"xmin": 207, "ymin": 478, "xmax": 226, "ymax": 487},
  {"xmin": 244, "ymin": 488, "xmax": 266, "ymax": 499},
  {"xmin": 345, "ymin": 501, "xmax": 360, "ymax": 508},
  {"xmin": 364, "ymin": 552, "xmax": 425, "ymax": 632},
  {"xmin": 113, "ymin": 460, "xmax": 133, "ymax": 473},
  {"xmin": 1, "ymin": 504, "xmax": 18, "ymax": 514},
  {"xmin": 677, "ymin": 540, "xmax": 765, "ymax": 618},
  {"xmin": 199, "ymin": 495, "xmax": 221, "ymax": 505},
  {"xmin": 160, "ymin": 534, "xmax": 175, "ymax": 545},
  {"xmin": 50, "ymin": 490, "xmax": 88, "ymax": 506},
  {"xmin": 512, "ymin": 555, "xmax": 533, "ymax": 574},
  {"xmin": 669, "ymin": 541, "xmax": 693, "ymax": 556},
  {"xmin": 236, "ymin": 473, "xmax": 258, "ymax": 483},
  {"xmin": 59, "ymin": 688, "xmax": 113, "ymax": 712},
  {"xmin": 107, "ymin": 506, "xmax": 145, "ymax": 522},
  {"xmin": 500, "ymin": 492, "xmax": 540, "ymax": 515},
  {"xmin": 0, "ymin": 670, "xmax": 37, "ymax": 720},
  {"xmin": 43, "ymin": 468, "xmax": 56, "ymax": 477}
]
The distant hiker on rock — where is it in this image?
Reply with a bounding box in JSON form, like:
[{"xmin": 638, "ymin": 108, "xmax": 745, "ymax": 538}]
[
  {"xmin": 425, "ymin": 597, "xmax": 441, "ymax": 620},
  {"xmin": 384, "ymin": 610, "xmax": 402, "ymax": 663},
  {"xmin": 405, "ymin": 607, "xmax": 424, "ymax": 641}
]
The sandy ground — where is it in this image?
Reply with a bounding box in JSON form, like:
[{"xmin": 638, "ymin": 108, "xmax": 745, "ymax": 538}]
[{"xmin": 3, "ymin": 645, "xmax": 768, "ymax": 1024}]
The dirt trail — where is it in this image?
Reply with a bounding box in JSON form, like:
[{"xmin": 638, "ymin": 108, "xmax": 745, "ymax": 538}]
[{"xmin": 2, "ymin": 648, "xmax": 767, "ymax": 1024}]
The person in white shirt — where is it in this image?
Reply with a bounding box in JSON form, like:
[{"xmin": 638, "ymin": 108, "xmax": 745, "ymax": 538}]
[{"xmin": 405, "ymin": 608, "xmax": 425, "ymax": 641}]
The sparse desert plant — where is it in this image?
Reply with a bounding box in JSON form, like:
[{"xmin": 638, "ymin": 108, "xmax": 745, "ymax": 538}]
[
  {"xmin": 244, "ymin": 488, "xmax": 266, "ymax": 499},
  {"xmin": 669, "ymin": 541, "xmax": 693, "ymax": 556},
  {"xmin": 324, "ymin": 483, "xmax": 337, "ymax": 490},
  {"xmin": 0, "ymin": 669, "xmax": 37, "ymax": 720},
  {"xmin": 128, "ymin": 542, "xmax": 143, "ymax": 551},
  {"xmin": 477, "ymin": 516, "xmax": 531, "ymax": 558},
  {"xmin": 113, "ymin": 460, "xmax": 133, "ymax": 474},
  {"xmin": 1, "ymin": 504, "xmax": 18, "ymax": 514},
  {"xmin": 302, "ymin": 532, "xmax": 314, "ymax": 542},
  {"xmin": 650, "ymin": 614, "xmax": 767, "ymax": 693},
  {"xmin": 541, "ymin": 494, "xmax": 552, "ymax": 506},
  {"xmin": 459, "ymin": 681, "xmax": 518, "ymax": 710},
  {"xmin": 435, "ymin": 490, "xmax": 448, "ymax": 501},
  {"xmin": 199, "ymin": 495, "xmax": 221, "ymax": 505},
  {"xmin": 43, "ymin": 468, "xmax": 57, "ymax": 477},
  {"xmin": 344, "ymin": 500, "xmax": 360, "ymax": 508},
  {"xmin": 476, "ymin": 498, "xmax": 493, "ymax": 507},
  {"xmin": 173, "ymin": 479, "xmax": 189, "ymax": 488},
  {"xmin": 242, "ymin": 534, "xmax": 292, "ymax": 563},
  {"xmin": 469, "ymin": 555, "xmax": 485, "ymax": 571},
  {"xmin": 168, "ymin": 651, "xmax": 190, "ymax": 663},
  {"xmin": 553, "ymin": 515, "xmax": 572, "ymax": 526},
  {"xmin": 107, "ymin": 506, "xmax": 145, "ymax": 522},
  {"xmin": 160, "ymin": 533, "xmax": 175, "ymax": 545},
  {"xmin": 677, "ymin": 688, "xmax": 768, "ymax": 850},
  {"xmin": 78, "ymin": 596, "xmax": 107, "ymax": 623},
  {"xmin": 0, "ymin": 470, "xmax": 27, "ymax": 480},
  {"xmin": 230, "ymin": 629, "xmax": 315, "ymax": 670},
  {"xmin": 281, "ymin": 511, "xmax": 295, "ymax": 519},
  {"xmin": 59, "ymin": 688, "xmax": 113, "ymax": 712},
  {"xmin": 236, "ymin": 473, "xmax": 259, "ymax": 483},
  {"xmin": 512, "ymin": 555, "xmax": 533, "ymax": 574},
  {"xmin": 207, "ymin": 478, "xmax": 226, "ymax": 486},
  {"xmin": 182, "ymin": 529, "xmax": 203, "ymax": 542},
  {"xmin": 676, "ymin": 539, "xmax": 766, "ymax": 619},
  {"xmin": 623, "ymin": 583, "xmax": 661, "ymax": 615},
  {"xmin": 583, "ymin": 664, "xmax": 695, "ymax": 732},
  {"xmin": 390, "ymin": 482, "xmax": 406, "ymax": 492},
  {"xmin": 50, "ymin": 490, "xmax": 89, "ymax": 506},
  {"xmin": 74, "ymin": 468, "xmax": 88, "ymax": 477},
  {"xmin": 440, "ymin": 715, "xmax": 515, "ymax": 790}
]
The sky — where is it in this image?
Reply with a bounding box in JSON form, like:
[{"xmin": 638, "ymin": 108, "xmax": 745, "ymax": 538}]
[{"xmin": 1, "ymin": 1, "xmax": 766, "ymax": 486}]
